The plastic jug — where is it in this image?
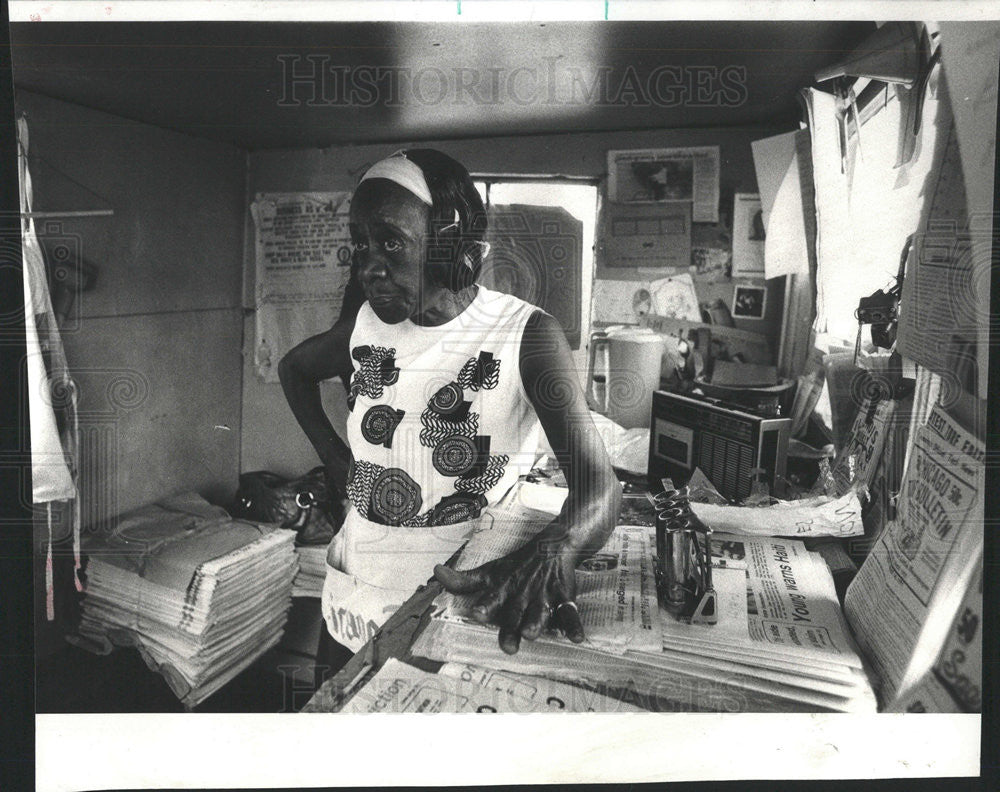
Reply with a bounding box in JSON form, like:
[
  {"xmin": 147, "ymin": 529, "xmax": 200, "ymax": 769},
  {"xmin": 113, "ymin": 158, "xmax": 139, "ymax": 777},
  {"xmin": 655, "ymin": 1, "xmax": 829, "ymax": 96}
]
[{"xmin": 587, "ymin": 326, "xmax": 665, "ymax": 429}]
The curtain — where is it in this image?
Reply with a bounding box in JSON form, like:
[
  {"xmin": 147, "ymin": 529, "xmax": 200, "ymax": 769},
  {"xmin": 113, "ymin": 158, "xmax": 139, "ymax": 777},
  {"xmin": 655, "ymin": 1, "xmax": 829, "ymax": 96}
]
[{"xmin": 18, "ymin": 114, "xmax": 82, "ymax": 618}]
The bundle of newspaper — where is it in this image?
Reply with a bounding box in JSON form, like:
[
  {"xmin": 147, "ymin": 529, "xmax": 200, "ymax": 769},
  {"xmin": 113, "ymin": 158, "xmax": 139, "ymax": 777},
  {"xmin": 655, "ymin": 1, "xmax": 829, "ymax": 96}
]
[
  {"xmin": 339, "ymin": 658, "xmax": 643, "ymax": 713},
  {"xmin": 410, "ymin": 508, "xmax": 877, "ymax": 712},
  {"xmin": 845, "ymin": 404, "xmax": 984, "ymax": 712},
  {"xmin": 292, "ymin": 544, "xmax": 328, "ymax": 597},
  {"xmin": 72, "ymin": 492, "xmax": 298, "ymax": 708}
]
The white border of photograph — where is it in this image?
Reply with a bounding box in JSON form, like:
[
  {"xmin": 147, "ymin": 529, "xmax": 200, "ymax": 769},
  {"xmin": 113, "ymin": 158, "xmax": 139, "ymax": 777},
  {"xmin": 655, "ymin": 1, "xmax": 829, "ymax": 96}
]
[
  {"xmin": 732, "ymin": 283, "xmax": 767, "ymax": 319},
  {"xmin": 15, "ymin": 6, "xmax": 991, "ymax": 791},
  {"xmin": 731, "ymin": 192, "xmax": 766, "ymax": 277}
]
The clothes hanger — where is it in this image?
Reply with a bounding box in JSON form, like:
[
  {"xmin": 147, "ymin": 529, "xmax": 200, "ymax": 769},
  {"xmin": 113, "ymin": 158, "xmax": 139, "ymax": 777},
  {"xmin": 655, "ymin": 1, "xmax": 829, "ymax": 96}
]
[{"xmin": 17, "ymin": 110, "xmax": 115, "ymax": 219}]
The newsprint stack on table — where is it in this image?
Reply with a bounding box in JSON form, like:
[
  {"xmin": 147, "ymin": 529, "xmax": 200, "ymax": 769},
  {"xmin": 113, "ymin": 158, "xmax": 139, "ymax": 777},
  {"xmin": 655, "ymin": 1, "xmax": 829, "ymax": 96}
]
[
  {"xmin": 304, "ymin": 404, "xmax": 981, "ymax": 714},
  {"xmin": 71, "ymin": 492, "xmax": 298, "ymax": 708}
]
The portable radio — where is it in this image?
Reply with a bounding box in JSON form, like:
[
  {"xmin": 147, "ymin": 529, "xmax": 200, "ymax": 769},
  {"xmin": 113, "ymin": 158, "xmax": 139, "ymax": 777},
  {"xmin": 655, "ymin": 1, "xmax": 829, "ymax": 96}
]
[{"xmin": 647, "ymin": 390, "xmax": 791, "ymax": 502}]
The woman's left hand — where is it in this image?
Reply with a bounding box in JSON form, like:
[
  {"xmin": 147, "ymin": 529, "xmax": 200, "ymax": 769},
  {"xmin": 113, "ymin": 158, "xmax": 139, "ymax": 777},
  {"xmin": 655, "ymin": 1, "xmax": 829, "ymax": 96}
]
[{"xmin": 433, "ymin": 526, "xmax": 585, "ymax": 654}]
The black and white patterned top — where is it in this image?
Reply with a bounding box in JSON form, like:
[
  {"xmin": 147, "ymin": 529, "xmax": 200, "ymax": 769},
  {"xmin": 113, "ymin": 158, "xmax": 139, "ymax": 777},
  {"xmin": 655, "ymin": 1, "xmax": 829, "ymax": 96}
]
[{"xmin": 344, "ymin": 286, "xmax": 544, "ymax": 528}]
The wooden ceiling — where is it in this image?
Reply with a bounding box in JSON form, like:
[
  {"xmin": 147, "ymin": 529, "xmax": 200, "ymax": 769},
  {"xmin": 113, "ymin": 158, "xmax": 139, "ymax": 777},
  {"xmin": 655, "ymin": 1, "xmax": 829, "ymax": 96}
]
[{"xmin": 10, "ymin": 21, "xmax": 874, "ymax": 149}]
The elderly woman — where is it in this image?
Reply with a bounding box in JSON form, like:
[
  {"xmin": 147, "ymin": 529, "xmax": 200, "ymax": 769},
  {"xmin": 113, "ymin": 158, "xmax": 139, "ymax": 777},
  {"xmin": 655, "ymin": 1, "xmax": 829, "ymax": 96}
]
[{"xmin": 279, "ymin": 149, "xmax": 620, "ymax": 660}]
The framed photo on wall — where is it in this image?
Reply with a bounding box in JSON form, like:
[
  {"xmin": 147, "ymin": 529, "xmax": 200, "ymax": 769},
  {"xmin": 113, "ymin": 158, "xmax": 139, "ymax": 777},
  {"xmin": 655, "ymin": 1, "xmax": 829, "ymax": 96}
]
[
  {"xmin": 731, "ymin": 192, "xmax": 766, "ymax": 277},
  {"xmin": 732, "ymin": 283, "xmax": 767, "ymax": 319}
]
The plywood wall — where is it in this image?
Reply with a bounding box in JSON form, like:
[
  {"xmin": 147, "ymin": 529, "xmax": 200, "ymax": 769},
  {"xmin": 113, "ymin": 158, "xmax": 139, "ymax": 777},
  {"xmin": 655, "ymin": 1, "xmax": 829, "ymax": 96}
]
[{"xmin": 18, "ymin": 90, "xmax": 247, "ymax": 529}]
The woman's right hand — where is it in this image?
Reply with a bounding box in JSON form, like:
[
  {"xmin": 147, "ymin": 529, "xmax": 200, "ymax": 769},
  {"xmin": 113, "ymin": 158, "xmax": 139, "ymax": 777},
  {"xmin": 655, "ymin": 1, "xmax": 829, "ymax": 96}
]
[
  {"xmin": 434, "ymin": 522, "xmax": 587, "ymax": 655},
  {"xmin": 326, "ymin": 452, "xmax": 354, "ymax": 526},
  {"xmin": 324, "ymin": 456, "xmax": 350, "ymax": 503}
]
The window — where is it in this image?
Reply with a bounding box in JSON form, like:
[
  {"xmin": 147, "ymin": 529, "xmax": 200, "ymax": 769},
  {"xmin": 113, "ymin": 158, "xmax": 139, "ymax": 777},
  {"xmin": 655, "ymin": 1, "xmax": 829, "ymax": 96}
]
[{"xmin": 472, "ymin": 178, "xmax": 599, "ymax": 355}]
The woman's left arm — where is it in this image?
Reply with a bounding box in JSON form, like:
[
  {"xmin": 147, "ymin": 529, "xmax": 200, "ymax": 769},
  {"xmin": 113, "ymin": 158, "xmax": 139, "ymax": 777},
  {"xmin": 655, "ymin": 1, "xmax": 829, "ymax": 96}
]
[{"xmin": 434, "ymin": 311, "xmax": 622, "ymax": 653}]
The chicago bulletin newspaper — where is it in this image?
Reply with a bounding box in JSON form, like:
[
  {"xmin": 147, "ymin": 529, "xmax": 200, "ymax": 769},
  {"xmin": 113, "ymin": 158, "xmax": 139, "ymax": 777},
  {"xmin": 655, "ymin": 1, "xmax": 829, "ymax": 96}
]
[{"xmin": 844, "ymin": 404, "xmax": 984, "ymax": 711}]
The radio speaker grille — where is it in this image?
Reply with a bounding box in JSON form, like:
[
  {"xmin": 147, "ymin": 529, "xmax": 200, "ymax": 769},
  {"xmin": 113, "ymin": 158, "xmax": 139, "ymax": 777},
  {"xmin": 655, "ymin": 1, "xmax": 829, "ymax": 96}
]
[{"xmin": 698, "ymin": 433, "xmax": 755, "ymax": 500}]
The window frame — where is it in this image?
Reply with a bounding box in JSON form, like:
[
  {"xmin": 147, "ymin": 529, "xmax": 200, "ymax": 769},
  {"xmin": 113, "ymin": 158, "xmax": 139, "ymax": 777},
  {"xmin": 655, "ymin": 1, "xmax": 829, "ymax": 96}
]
[{"xmin": 469, "ymin": 173, "xmax": 600, "ymax": 368}]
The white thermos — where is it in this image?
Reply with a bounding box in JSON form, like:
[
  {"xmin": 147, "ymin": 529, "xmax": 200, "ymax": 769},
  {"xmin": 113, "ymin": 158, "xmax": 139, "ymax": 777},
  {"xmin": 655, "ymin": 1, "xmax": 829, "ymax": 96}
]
[{"xmin": 587, "ymin": 327, "xmax": 666, "ymax": 429}]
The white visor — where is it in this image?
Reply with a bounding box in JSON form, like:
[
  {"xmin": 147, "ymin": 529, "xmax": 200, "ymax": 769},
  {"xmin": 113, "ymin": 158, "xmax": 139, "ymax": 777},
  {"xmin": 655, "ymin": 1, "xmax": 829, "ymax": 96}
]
[{"xmin": 357, "ymin": 152, "xmax": 433, "ymax": 205}]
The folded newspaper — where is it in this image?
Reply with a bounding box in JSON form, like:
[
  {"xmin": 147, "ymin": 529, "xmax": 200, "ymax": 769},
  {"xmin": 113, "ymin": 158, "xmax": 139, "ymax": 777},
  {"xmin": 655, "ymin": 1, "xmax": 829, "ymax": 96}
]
[
  {"xmin": 439, "ymin": 516, "xmax": 661, "ymax": 655},
  {"xmin": 410, "ymin": 511, "xmax": 877, "ymax": 712},
  {"xmin": 845, "ymin": 404, "xmax": 984, "ymax": 711},
  {"xmin": 339, "ymin": 658, "xmax": 643, "ymax": 713},
  {"xmin": 403, "ymin": 402, "xmax": 981, "ymax": 714}
]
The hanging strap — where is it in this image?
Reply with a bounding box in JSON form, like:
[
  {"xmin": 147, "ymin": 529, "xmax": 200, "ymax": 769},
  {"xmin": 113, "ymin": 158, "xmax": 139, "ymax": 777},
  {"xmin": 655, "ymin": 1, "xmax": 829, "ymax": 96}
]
[
  {"xmin": 71, "ymin": 379, "xmax": 83, "ymax": 592},
  {"xmin": 45, "ymin": 504, "xmax": 55, "ymax": 621},
  {"xmin": 848, "ymin": 86, "xmax": 863, "ymax": 162}
]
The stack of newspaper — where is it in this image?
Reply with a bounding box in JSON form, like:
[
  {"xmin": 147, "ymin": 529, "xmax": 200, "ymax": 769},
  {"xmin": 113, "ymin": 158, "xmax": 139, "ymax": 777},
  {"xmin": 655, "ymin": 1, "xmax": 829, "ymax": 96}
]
[
  {"xmin": 339, "ymin": 658, "xmax": 643, "ymax": 713},
  {"xmin": 73, "ymin": 493, "xmax": 298, "ymax": 708},
  {"xmin": 410, "ymin": 508, "xmax": 877, "ymax": 712},
  {"xmin": 292, "ymin": 544, "xmax": 328, "ymax": 597}
]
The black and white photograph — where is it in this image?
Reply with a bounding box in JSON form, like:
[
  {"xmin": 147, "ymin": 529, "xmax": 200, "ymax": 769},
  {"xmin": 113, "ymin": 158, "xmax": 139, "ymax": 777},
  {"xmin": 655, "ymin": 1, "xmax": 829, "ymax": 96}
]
[
  {"xmin": 616, "ymin": 153, "xmax": 695, "ymax": 201},
  {"xmin": 3, "ymin": 2, "xmax": 995, "ymax": 789},
  {"xmin": 732, "ymin": 283, "xmax": 767, "ymax": 319},
  {"xmin": 731, "ymin": 191, "xmax": 767, "ymax": 277}
]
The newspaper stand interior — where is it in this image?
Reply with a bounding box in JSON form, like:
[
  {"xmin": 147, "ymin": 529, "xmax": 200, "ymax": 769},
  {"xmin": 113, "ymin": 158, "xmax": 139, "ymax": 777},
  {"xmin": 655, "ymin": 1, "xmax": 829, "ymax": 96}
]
[{"xmin": 653, "ymin": 481, "xmax": 717, "ymax": 626}]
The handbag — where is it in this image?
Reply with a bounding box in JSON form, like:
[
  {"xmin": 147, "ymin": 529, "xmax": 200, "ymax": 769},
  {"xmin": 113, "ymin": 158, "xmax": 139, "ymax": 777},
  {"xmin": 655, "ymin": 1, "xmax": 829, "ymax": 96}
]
[{"xmin": 231, "ymin": 466, "xmax": 343, "ymax": 545}]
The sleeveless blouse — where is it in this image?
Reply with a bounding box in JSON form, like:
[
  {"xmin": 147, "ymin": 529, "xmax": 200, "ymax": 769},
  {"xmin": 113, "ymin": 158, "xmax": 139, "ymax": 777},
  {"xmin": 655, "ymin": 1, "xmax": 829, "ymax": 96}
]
[
  {"xmin": 320, "ymin": 287, "xmax": 547, "ymax": 650},
  {"xmin": 343, "ymin": 285, "xmax": 543, "ymax": 527}
]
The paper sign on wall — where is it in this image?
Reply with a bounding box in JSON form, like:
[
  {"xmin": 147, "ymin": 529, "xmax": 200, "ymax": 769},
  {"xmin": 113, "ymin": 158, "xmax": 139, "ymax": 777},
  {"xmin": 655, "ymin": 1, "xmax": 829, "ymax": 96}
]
[
  {"xmin": 751, "ymin": 129, "xmax": 814, "ymax": 280},
  {"xmin": 939, "ymin": 22, "xmax": 998, "ymax": 402},
  {"xmin": 604, "ymin": 202, "xmax": 691, "ymax": 269},
  {"xmin": 592, "ymin": 274, "xmax": 701, "ymax": 325},
  {"xmin": 250, "ymin": 191, "xmax": 353, "ymax": 382},
  {"xmin": 731, "ymin": 192, "xmax": 766, "ymax": 278}
]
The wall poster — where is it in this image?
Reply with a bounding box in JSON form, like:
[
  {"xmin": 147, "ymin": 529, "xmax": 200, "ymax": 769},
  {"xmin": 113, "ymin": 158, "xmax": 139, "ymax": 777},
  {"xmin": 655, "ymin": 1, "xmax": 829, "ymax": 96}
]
[
  {"xmin": 604, "ymin": 202, "xmax": 691, "ymax": 269},
  {"xmin": 250, "ymin": 191, "xmax": 353, "ymax": 382}
]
